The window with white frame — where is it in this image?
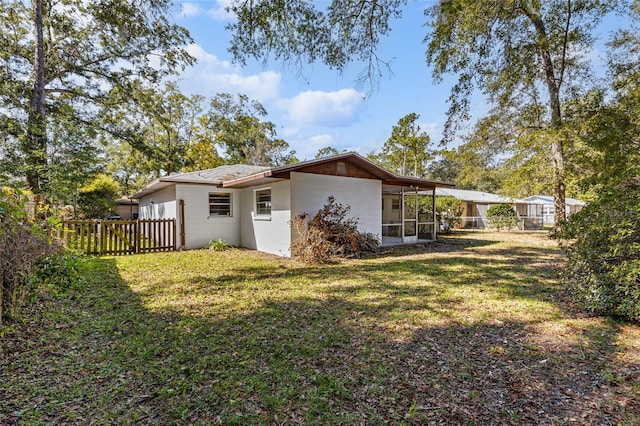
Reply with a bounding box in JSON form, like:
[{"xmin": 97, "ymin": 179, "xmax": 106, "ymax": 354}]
[
  {"xmin": 255, "ymin": 188, "xmax": 271, "ymax": 217},
  {"xmin": 208, "ymin": 192, "xmax": 232, "ymax": 216}
]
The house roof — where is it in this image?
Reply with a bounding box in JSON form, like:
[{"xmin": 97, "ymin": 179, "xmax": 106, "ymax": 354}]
[
  {"xmin": 436, "ymin": 188, "xmax": 528, "ymax": 204},
  {"xmin": 132, "ymin": 164, "xmax": 269, "ymax": 198},
  {"xmin": 523, "ymin": 195, "xmax": 587, "ymax": 206},
  {"xmin": 222, "ymin": 152, "xmax": 455, "ymax": 189},
  {"xmin": 114, "ymin": 196, "xmax": 139, "ymax": 205},
  {"xmin": 132, "ymin": 153, "xmax": 455, "ymax": 199}
]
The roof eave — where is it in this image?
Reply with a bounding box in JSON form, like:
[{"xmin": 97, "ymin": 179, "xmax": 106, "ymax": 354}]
[
  {"xmin": 131, "ymin": 178, "xmax": 175, "ymax": 199},
  {"xmin": 222, "ymin": 170, "xmax": 275, "ymax": 188}
]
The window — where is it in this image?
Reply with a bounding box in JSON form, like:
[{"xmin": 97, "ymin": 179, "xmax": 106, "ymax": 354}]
[
  {"xmin": 209, "ymin": 192, "xmax": 231, "ymax": 216},
  {"xmin": 255, "ymin": 188, "xmax": 271, "ymax": 217},
  {"xmin": 392, "ymin": 198, "xmax": 400, "ymax": 211}
]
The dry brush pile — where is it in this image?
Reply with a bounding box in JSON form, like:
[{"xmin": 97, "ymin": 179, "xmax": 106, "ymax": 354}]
[{"xmin": 291, "ymin": 196, "xmax": 379, "ymax": 263}]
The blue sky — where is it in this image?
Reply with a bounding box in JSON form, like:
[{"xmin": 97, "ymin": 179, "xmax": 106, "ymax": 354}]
[{"xmin": 171, "ymin": 0, "xmax": 621, "ymax": 161}]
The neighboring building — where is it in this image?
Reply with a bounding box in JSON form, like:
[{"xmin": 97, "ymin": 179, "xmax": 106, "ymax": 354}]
[
  {"xmin": 112, "ymin": 196, "xmax": 139, "ymax": 220},
  {"xmin": 435, "ymin": 188, "xmax": 543, "ymax": 230},
  {"xmin": 522, "ymin": 195, "xmax": 586, "ymax": 224},
  {"xmin": 132, "ymin": 153, "xmax": 454, "ymax": 257}
]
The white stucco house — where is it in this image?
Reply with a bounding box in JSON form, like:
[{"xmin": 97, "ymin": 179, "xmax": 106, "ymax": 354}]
[
  {"xmin": 132, "ymin": 153, "xmax": 454, "ymax": 257},
  {"xmin": 435, "ymin": 188, "xmax": 543, "ymax": 230},
  {"xmin": 522, "ymin": 195, "xmax": 586, "ymax": 224}
]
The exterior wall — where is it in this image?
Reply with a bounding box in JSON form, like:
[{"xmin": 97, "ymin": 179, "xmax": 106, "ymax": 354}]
[
  {"xmin": 138, "ymin": 186, "xmax": 177, "ymax": 220},
  {"xmin": 526, "ymin": 196, "xmax": 585, "ymax": 224},
  {"xmin": 290, "ymin": 172, "xmax": 382, "ymax": 242},
  {"xmin": 240, "ymin": 180, "xmax": 292, "ymax": 257},
  {"xmin": 114, "ymin": 203, "xmax": 139, "ymax": 220},
  {"xmin": 175, "ymin": 184, "xmax": 241, "ymax": 249},
  {"xmin": 569, "ymin": 204, "xmax": 584, "ymax": 215}
]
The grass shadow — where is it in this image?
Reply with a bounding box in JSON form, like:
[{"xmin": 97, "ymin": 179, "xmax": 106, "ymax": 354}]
[{"xmin": 1, "ymin": 234, "xmax": 638, "ymax": 424}]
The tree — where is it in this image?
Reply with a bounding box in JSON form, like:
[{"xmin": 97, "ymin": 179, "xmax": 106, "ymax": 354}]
[
  {"xmin": 209, "ymin": 93, "xmax": 297, "ymax": 166},
  {"xmin": 104, "ymin": 141, "xmax": 153, "ymax": 196},
  {"xmin": 225, "ymin": 0, "xmax": 620, "ymax": 228},
  {"xmin": 425, "ymin": 0, "xmax": 618, "ymax": 228},
  {"xmin": 226, "ymin": 0, "xmax": 401, "ymax": 89},
  {"xmin": 101, "ymin": 82, "xmax": 209, "ymax": 178},
  {"xmin": 315, "ymin": 147, "xmax": 341, "ymax": 158},
  {"xmin": 46, "ymin": 107, "xmax": 103, "ymax": 212},
  {"xmin": 424, "ymin": 149, "xmax": 462, "ymax": 184},
  {"xmin": 558, "ymin": 12, "xmax": 640, "ymax": 321},
  {"xmin": 374, "ymin": 113, "xmax": 432, "ymax": 177},
  {"xmin": 77, "ymin": 174, "xmax": 120, "ymax": 219},
  {"xmin": 435, "ymin": 195, "xmax": 463, "ymax": 233},
  {"xmin": 0, "ymin": 0, "xmax": 193, "ymax": 195},
  {"xmin": 182, "ymin": 115, "xmax": 225, "ymax": 172}
]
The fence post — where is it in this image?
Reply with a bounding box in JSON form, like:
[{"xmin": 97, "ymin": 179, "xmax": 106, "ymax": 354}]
[
  {"xmin": 173, "ymin": 218, "xmax": 177, "ymax": 251},
  {"xmin": 100, "ymin": 220, "xmax": 105, "ymax": 255}
]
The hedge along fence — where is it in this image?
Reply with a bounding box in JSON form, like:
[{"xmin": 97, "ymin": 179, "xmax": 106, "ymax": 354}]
[
  {"xmin": 0, "ymin": 188, "xmax": 55, "ymax": 327},
  {"xmin": 51, "ymin": 219, "xmax": 176, "ymax": 256}
]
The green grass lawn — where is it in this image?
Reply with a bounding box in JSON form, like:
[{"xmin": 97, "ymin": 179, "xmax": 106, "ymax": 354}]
[{"xmin": 1, "ymin": 231, "xmax": 639, "ymax": 424}]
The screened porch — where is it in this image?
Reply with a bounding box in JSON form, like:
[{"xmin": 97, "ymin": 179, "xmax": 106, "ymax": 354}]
[{"xmin": 381, "ymin": 186, "xmax": 437, "ymax": 246}]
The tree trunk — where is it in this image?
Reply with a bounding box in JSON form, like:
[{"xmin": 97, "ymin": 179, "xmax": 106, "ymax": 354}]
[
  {"xmin": 26, "ymin": 0, "xmax": 48, "ymax": 194},
  {"xmin": 524, "ymin": 5, "xmax": 567, "ymax": 230},
  {"xmin": 551, "ymin": 138, "xmax": 566, "ymax": 228}
]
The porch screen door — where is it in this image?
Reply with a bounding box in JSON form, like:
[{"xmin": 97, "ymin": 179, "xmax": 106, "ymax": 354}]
[{"xmin": 403, "ymin": 193, "xmax": 417, "ymax": 240}]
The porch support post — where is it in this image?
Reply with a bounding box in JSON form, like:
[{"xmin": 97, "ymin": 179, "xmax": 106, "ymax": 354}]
[
  {"xmin": 401, "ymin": 188, "xmax": 404, "ymax": 239},
  {"xmin": 414, "ymin": 187, "xmax": 418, "ymax": 234},
  {"xmin": 432, "ymin": 187, "xmax": 436, "ymax": 240}
]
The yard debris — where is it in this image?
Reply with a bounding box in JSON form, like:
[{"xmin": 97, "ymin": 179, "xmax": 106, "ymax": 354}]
[{"xmin": 291, "ymin": 196, "xmax": 380, "ymax": 263}]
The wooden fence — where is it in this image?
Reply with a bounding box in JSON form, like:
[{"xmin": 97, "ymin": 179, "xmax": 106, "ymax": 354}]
[{"xmin": 52, "ymin": 219, "xmax": 176, "ymax": 256}]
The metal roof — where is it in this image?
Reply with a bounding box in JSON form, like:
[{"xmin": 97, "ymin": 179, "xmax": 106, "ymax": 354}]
[
  {"xmin": 436, "ymin": 188, "xmax": 528, "ymax": 204},
  {"xmin": 523, "ymin": 195, "xmax": 587, "ymax": 206}
]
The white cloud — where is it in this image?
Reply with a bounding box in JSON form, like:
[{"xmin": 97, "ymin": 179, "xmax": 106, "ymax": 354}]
[
  {"xmin": 178, "ymin": 2, "xmax": 203, "ymax": 18},
  {"xmin": 287, "ymin": 133, "xmax": 337, "ymax": 160},
  {"xmin": 278, "ymin": 89, "xmax": 365, "ymax": 127},
  {"xmin": 280, "ymin": 126, "xmax": 302, "ymax": 138},
  {"xmin": 179, "ymin": 44, "xmax": 281, "ymax": 103},
  {"xmin": 207, "ymin": 0, "xmax": 235, "ymax": 20},
  {"xmin": 308, "ymin": 134, "xmax": 334, "ymax": 147},
  {"xmin": 417, "ymin": 121, "xmax": 442, "ymax": 144}
]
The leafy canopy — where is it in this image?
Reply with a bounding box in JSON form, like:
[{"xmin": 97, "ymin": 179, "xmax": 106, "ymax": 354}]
[
  {"xmin": 373, "ymin": 113, "xmax": 433, "ymax": 177},
  {"xmin": 0, "ymin": 0, "xmax": 193, "ymax": 194}
]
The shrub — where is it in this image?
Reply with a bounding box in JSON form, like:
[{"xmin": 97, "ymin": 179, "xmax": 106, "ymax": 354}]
[
  {"xmin": 291, "ymin": 196, "xmax": 379, "ymax": 263},
  {"xmin": 435, "ymin": 196, "xmax": 463, "ymax": 233},
  {"xmin": 208, "ymin": 239, "xmax": 231, "ymax": 251},
  {"xmin": 560, "ymin": 176, "xmax": 640, "ymax": 322},
  {"xmin": 0, "ymin": 187, "xmax": 56, "ymax": 326},
  {"xmin": 77, "ymin": 174, "xmax": 120, "ymax": 219},
  {"xmin": 31, "ymin": 251, "xmax": 87, "ymax": 297},
  {"xmin": 487, "ymin": 203, "xmax": 517, "ymax": 231}
]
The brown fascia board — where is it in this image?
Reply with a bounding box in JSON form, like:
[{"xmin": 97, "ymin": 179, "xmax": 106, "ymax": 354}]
[
  {"xmin": 222, "ymin": 169, "xmax": 276, "ymax": 188},
  {"xmin": 221, "ymin": 152, "xmax": 456, "ymax": 189},
  {"xmin": 223, "ymin": 152, "xmax": 390, "ymax": 188}
]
